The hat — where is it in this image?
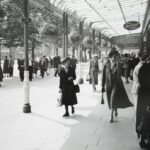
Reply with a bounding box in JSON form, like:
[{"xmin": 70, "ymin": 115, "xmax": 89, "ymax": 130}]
[
  {"xmin": 108, "ymin": 50, "xmax": 119, "ymax": 58},
  {"xmin": 92, "ymin": 54, "xmax": 98, "ymax": 58},
  {"xmin": 62, "ymin": 57, "xmax": 71, "ymax": 64},
  {"xmin": 141, "ymin": 53, "xmax": 149, "ymax": 61}
]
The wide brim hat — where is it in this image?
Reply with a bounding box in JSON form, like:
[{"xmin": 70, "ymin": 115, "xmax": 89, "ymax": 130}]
[{"xmin": 62, "ymin": 57, "xmax": 71, "ymax": 64}]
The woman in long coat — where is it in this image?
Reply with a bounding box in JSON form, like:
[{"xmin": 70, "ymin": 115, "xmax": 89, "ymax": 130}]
[
  {"xmin": 3, "ymin": 56, "xmax": 9, "ymax": 77},
  {"xmin": 101, "ymin": 50, "xmax": 133, "ymax": 123},
  {"xmin": 59, "ymin": 57, "xmax": 77, "ymax": 117}
]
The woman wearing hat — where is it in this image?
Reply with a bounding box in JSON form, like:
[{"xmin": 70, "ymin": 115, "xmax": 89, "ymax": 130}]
[
  {"xmin": 59, "ymin": 57, "xmax": 78, "ymax": 117},
  {"xmin": 89, "ymin": 54, "xmax": 99, "ymax": 92},
  {"xmin": 101, "ymin": 50, "xmax": 133, "ymax": 123}
]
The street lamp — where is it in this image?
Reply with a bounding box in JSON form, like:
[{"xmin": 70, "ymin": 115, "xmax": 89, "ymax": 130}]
[{"xmin": 22, "ymin": 0, "xmax": 31, "ymax": 113}]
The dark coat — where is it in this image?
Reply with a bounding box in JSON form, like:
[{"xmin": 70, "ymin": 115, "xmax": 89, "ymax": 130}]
[
  {"xmin": 17, "ymin": 59, "xmax": 24, "ymax": 70},
  {"xmin": 3, "ymin": 59, "xmax": 9, "ymax": 74},
  {"xmin": 136, "ymin": 63, "xmax": 150, "ymax": 133},
  {"xmin": 53, "ymin": 56, "xmax": 61, "ymax": 68},
  {"xmin": 70, "ymin": 58, "xmax": 77, "ymax": 70},
  {"xmin": 59, "ymin": 66, "xmax": 77, "ymax": 106},
  {"xmin": 39, "ymin": 58, "xmax": 47, "ymax": 71},
  {"xmin": 102, "ymin": 61, "xmax": 133, "ymax": 109},
  {"xmin": 0, "ymin": 67, "xmax": 3, "ymax": 81}
]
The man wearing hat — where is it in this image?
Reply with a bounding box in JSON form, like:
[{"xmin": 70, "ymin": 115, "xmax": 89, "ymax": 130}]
[
  {"xmin": 89, "ymin": 53, "xmax": 99, "ymax": 92},
  {"xmin": 59, "ymin": 57, "xmax": 78, "ymax": 117}
]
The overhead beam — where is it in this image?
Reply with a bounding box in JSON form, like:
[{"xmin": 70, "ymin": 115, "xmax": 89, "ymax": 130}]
[{"xmin": 142, "ymin": 0, "xmax": 150, "ymax": 36}]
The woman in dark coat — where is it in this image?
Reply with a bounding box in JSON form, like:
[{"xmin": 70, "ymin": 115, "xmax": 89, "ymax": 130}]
[
  {"xmin": 3, "ymin": 56, "xmax": 9, "ymax": 77},
  {"xmin": 136, "ymin": 62, "xmax": 150, "ymax": 147},
  {"xmin": 59, "ymin": 57, "xmax": 77, "ymax": 117},
  {"xmin": 101, "ymin": 50, "xmax": 133, "ymax": 123}
]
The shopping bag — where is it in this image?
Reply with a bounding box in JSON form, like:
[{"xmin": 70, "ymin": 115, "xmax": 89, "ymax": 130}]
[
  {"xmin": 86, "ymin": 75, "xmax": 91, "ymax": 81},
  {"xmin": 57, "ymin": 93, "xmax": 62, "ymax": 107}
]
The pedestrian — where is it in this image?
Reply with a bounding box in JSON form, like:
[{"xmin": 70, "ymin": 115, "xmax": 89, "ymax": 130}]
[
  {"xmin": 47, "ymin": 56, "xmax": 52, "ymax": 73},
  {"xmin": 0, "ymin": 66, "xmax": 3, "ymax": 87},
  {"xmin": 39, "ymin": 56, "xmax": 47, "ymax": 78},
  {"xmin": 101, "ymin": 50, "xmax": 133, "ymax": 123},
  {"xmin": 131, "ymin": 53, "xmax": 148, "ymax": 115},
  {"xmin": 59, "ymin": 57, "xmax": 77, "ymax": 117},
  {"xmin": 9, "ymin": 55, "xmax": 14, "ymax": 77},
  {"xmin": 45, "ymin": 57, "xmax": 49, "ymax": 75},
  {"xmin": 28, "ymin": 56, "xmax": 33, "ymax": 81},
  {"xmin": 3, "ymin": 56, "xmax": 9, "ymax": 77},
  {"xmin": 17, "ymin": 55, "xmax": 24, "ymax": 81},
  {"xmin": 33, "ymin": 58, "xmax": 39, "ymax": 78},
  {"xmin": 122, "ymin": 53, "xmax": 130, "ymax": 83},
  {"xmin": 53, "ymin": 52, "xmax": 61, "ymax": 77},
  {"xmin": 89, "ymin": 54, "xmax": 99, "ymax": 92},
  {"xmin": 136, "ymin": 57, "xmax": 150, "ymax": 148}
]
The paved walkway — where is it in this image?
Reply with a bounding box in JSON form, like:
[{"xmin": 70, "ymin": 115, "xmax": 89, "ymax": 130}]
[{"xmin": 0, "ymin": 62, "xmax": 142, "ymax": 150}]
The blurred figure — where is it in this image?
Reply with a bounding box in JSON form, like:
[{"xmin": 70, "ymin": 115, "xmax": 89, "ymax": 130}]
[
  {"xmin": 39, "ymin": 56, "xmax": 47, "ymax": 78},
  {"xmin": 0, "ymin": 66, "xmax": 3, "ymax": 87},
  {"xmin": 130, "ymin": 54, "xmax": 140, "ymax": 80},
  {"xmin": 122, "ymin": 53, "xmax": 130, "ymax": 83},
  {"xmin": 47, "ymin": 56, "xmax": 53, "ymax": 73},
  {"xmin": 3, "ymin": 56, "xmax": 9, "ymax": 77},
  {"xmin": 17, "ymin": 55, "xmax": 24, "ymax": 81},
  {"xmin": 101, "ymin": 50, "xmax": 133, "ymax": 123},
  {"xmin": 45, "ymin": 57, "xmax": 49, "ymax": 75},
  {"xmin": 136, "ymin": 60, "xmax": 150, "ymax": 148},
  {"xmin": 59, "ymin": 57, "xmax": 77, "ymax": 117},
  {"xmin": 89, "ymin": 54, "xmax": 99, "ymax": 92},
  {"xmin": 28, "ymin": 56, "xmax": 33, "ymax": 81},
  {"xmin": 70, "ymin": 55, "xmax": 77, "ymax": 70},
  {"xmin": 131, "ymin": 53, "xmax": 148, "ymax": 113},
  {"xmin": 9, "ymin": 55, "xmax": 14, "ymax": 77},
  {"xmin": 33, "ymin": 57, "xmax": 39, "ymax": 78},
  {"xmin": 53, "ymin": 52, "xmax": 61, "ymax": 77}
]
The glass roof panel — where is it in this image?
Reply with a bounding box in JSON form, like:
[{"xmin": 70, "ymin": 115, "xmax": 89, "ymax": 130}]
[{"xmin": 48, "ymin": 0, "xmax": 148, "ymax": 37}]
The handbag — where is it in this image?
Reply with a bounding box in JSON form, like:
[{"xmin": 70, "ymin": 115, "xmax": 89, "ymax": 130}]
[
  {"xmin": 137, "ymin": 106, "xmax": 150, "ymax": 134},
  {"xmin": 73, "ymin": 80, "xmax": 80, "ymax": 93},
  {"xmin": 73, "ymin": 84, "xmax": 80, "ymax": 93}
]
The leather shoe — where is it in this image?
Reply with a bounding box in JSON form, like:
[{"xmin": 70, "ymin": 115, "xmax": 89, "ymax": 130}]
[
  {"xmin": 72, "ymin": 107, "xmax": 75, "ymax": 114},
  {"xmin": 63, "ymin": 113, "xmax": 69, "ymax": 117}
]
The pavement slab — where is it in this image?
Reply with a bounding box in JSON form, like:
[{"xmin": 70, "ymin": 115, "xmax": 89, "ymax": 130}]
[{"xmin": 0, "ymin": 62, "xmax": 142, "ymax": 150}]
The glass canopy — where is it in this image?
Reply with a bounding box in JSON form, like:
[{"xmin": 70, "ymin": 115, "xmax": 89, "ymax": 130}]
[{"xmin": 48, "ymin": 0, "xmax": 148, "ymax": 38}]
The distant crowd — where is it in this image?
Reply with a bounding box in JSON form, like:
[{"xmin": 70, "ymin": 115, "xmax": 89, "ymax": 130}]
[{"xmin": 0, "ymin": 53, "xmax": 78, "ymax": 86}]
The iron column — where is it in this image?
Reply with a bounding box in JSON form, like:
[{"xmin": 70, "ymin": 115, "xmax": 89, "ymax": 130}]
[
  {"xmin": 23, "ymin": 0, "xmax": 31, "ymax": 113},
  {"xmin": 63, "ymin": 12, "xmax": 68, "ymax": 58},
  {"xmin": 92, "ymin": 29, "xmax": 95, "ymax": 54},
  {"xmin": 78, "ymin": 21, "xmax": 84, "ymax": 84}
]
